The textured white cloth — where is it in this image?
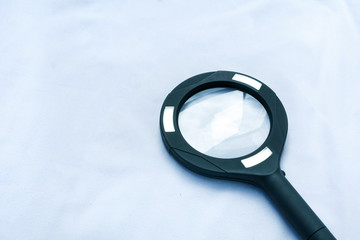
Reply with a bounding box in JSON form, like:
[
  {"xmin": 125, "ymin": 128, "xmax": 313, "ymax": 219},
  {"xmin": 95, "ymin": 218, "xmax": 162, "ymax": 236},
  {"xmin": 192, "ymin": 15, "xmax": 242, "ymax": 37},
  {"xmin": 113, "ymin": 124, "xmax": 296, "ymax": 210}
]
[{"xmin": 1, "ymin": 1, "xmax": 359, "ymax": 239}]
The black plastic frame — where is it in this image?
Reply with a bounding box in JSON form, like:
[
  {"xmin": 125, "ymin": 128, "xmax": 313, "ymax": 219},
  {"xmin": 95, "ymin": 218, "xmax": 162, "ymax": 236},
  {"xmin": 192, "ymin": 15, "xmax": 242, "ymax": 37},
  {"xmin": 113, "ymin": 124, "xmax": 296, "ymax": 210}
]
[{"xmin": 160, "ymin": 71, "xmax": 288, "ymax": 184}]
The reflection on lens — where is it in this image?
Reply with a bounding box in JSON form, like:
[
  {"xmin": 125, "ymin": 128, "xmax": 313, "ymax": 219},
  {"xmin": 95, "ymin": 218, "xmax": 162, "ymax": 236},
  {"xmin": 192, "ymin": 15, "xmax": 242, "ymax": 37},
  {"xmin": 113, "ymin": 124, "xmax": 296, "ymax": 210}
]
[{"xmin": 178, "ymin": 88, "xmax": 270, "ymax": 159}]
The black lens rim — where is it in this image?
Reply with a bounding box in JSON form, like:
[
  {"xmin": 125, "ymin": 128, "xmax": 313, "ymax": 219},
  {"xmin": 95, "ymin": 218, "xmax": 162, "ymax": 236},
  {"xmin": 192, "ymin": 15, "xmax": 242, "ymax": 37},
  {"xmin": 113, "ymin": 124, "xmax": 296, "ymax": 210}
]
[{"xmin": 160, "ymin": 71, "xmax": 288, "ymax": 183}]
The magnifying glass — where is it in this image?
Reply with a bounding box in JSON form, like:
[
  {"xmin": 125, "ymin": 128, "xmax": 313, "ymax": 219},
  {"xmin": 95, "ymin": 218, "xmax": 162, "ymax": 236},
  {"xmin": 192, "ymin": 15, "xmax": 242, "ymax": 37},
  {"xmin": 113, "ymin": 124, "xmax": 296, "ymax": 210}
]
[{"xmin": 160, "ymin": 71, "xmax": 336, "ymax": 240}]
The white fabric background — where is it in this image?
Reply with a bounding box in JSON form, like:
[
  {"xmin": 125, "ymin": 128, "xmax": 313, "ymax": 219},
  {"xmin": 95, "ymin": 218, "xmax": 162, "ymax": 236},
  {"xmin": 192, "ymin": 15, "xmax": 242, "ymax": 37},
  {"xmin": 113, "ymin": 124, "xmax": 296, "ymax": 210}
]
[{"xmin": 1, "ymin": 0, "xmax": 359, "ymax": 239}]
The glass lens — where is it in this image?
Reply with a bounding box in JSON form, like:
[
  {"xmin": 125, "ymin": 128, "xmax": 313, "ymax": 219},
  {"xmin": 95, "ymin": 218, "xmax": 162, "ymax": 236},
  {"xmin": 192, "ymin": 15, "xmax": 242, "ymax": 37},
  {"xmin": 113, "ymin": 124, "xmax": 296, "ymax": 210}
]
[{"xmin": 178, "ymin": 88, "xmax": 270, "ymax": 159}]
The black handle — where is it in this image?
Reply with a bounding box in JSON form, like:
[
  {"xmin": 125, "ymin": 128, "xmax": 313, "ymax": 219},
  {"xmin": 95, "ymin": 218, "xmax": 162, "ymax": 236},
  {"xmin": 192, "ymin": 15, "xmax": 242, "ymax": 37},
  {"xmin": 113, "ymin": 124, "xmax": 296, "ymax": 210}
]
[{"xmin": 261, "ymin": 170, "xmax": 336, "ymax": 240}]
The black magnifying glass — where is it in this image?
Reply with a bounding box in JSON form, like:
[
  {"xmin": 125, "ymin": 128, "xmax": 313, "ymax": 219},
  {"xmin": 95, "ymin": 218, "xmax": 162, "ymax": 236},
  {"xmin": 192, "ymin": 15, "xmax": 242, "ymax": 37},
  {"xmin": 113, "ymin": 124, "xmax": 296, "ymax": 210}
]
[{"xmin": 160, "ymin": 71, "xmax": 336, "ymax": 240}]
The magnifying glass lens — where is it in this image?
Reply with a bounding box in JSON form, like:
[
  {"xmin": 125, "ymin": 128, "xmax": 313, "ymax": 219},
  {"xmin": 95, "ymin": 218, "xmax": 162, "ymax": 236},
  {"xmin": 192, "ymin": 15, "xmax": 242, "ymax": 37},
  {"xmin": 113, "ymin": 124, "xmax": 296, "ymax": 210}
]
[{"xmin": 179, "ymin": 87, "xmax": 270, "ymax": 158}]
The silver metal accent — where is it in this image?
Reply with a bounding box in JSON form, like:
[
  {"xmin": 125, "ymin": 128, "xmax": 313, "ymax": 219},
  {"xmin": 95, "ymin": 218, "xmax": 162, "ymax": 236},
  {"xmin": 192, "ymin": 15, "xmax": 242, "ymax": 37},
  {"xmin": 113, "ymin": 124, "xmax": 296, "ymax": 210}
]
[
  {"xmin": 232, "ymin": 74, "xmax": 262, "ymax": 90},
  {"xmin": 163, "ymin": 106, "xmax": 175, "ymax": 132},
  {"xmin": 241, "ymin": 147, "xmax": 272, "ymax": 168}
]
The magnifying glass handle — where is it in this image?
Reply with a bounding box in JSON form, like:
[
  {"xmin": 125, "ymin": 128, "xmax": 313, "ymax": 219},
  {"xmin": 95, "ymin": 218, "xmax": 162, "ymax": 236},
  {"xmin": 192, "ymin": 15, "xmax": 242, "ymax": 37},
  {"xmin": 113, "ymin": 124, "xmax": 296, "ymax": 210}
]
[{"xmin": 261, "ymin": 170, "xmax": 336, "ymax": 240}]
